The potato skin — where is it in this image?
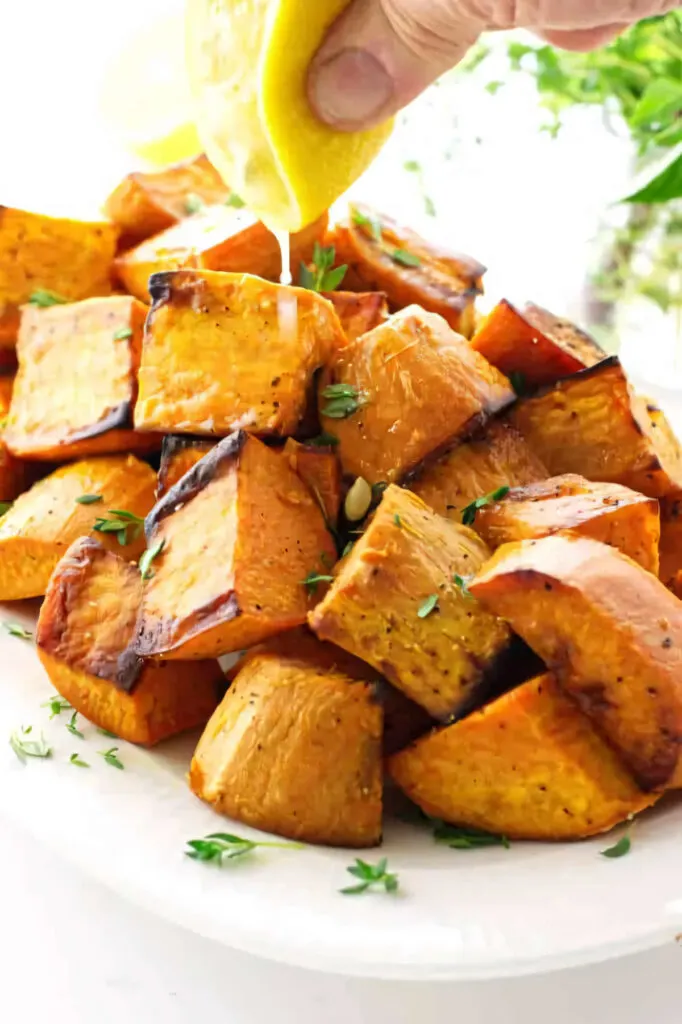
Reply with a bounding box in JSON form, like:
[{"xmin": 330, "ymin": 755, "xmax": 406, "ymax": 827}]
[
  {"xmin": 388, "ymin": 674, "xmax": 656, "ymax": 840},
  {"xmin": 475, "ymin": 474, "xmax": 660, "ymax": 574},
  {"xmin": 36, "ymin": 537, "xmax": 221, "ymax": 744},
  {"xmin": 104, "ymin": 153, "xmax": 230, "ymax": 247},
  {"xmin": 470, "ymin": 533, "xmax": 682, "ymax": 791},
  {"xmin": 323, "ymin": 291, "xmax": 388, "ymax": 342},
  {"xmin": 328, "ymin": 204, "xmax": 485, "ymax": 337},
  {"xmin": 0, "ymin": 454, "xmax": 156, "ymax": 599},
  {"xmin": 5, "ymin": 296, "xmax": 161, "ymax": 460},
  {"xmin": 114, "ymin": 205, "xmax": 327, "ymax": 303},
  {"xmin": 0, "ymin": 207, "xmax": 117, "ymax": 352},
  {"xmin": 157, "ymin": 435, "xmax": 216, "ymax": 499},
  {"xmin": 135, "ymin": 270, "xmax": 345, "ymax": 438},
  {"xmin": 319, "ymin": 306, "xmax": 514, "ymax": 485},
  {"xmin": 410, "ymin": 420, "xmax": 546, "ymax": 521},
  {"xmin": 659, "ymin": 493, "xmax": 682, "ymax": 589},
  {"xmin": 471, "ymin": 300, "xmax": 604, "ymax": 386},
  {"xmin": 136, "ymin": 431, "xmax": 337, "ymax": 660},
  {"xmin": 189, "ymin": 632, "xmax": 383, "ymax": 847},
  {"xmin": 510, "ymin": 358, "xmax": 682, "ymax": 498},
  {"xmin": 309, "ymin": 485, "xmax": 511, "ymax": 719}
]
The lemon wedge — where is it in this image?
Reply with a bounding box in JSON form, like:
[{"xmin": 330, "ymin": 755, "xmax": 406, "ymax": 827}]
[{"xmin": 186, "ymin": 0, "xmax": 393, "ymax": 233}]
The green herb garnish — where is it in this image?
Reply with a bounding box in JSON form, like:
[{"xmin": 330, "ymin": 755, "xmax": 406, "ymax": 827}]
[
  {"xmin": 75, "ymin": 494, "xmax": 103, "ymax": 505},
  {"xmin": 391, "ymin": 248, "xmax": 421, "ymax": 268},
  {"xmin": 139, "ymin": 538, "xmax": 166, "ymax": 581},
  {"xmin": 28, "ymin": 289, "xmax": 67, "ymax": 308},
  {"xmin": 66, "ymin": 711, "xmax": 84, "ymax": 740},
  {"xmin": 41, "ymin": 696, "xmax": 72, "ymax": 719},
  {"xmin": 0, "ymin": 501, "xmax": 12, "ymax": 516},
  {"xmin": 461, "ymin": 487, "xmax": 510, "ymax": 526},
  {"xmin": 394, "ymin": 514, "xmax": 402, "ymax": 528},
  {"xmin": 69, "ymin": 753, "xmax": 90, "ymax": 768},
  {"xmin": 97, "ymin": 727, "xmax": 118, "ymax": 739},
  {"xmin": 93, "ymin": 509, "xmax": 145, "ymax": 546},
  {"xmin": 301, "ymin": 572, "xmax": 334, "ymax": 595},
  {"xmin": 185, "ymin": 832, "xmax": 300, "ymax": 865},
  {"xmin": 417, "ymin": 594, "xmax": 439, "ymax": 619},
  {"xmin": 453, "ymin": 574, "xmax": 472, "ymax": 598},
  {"xmin": 433, "ymin": 820, "xmax": 510, "ymax": 850},
  {"xmin": 9, "ymin": 726, "xmax": 51, "ymax": 764},
  {"xmin": 423, "ymin": 194, "xmax": 437, "ymax": 218},
  {"xmin": 371, "ymin": 482, "xmax": 388, "ymax": 501},
  {"xmin": 225, "ymin": 193, "xmax": 246, "ymax": 209},
  {"xmin": 99, "ymin": 747, "xmax": 124, "ymax": 770},
  {"xmin": 509, "ymin": 371, "xmax": 527, "ymax": 397},
  {"xmin": 4, "ymin": 622, "xmax": 32, "ymax": 640},
  {"xmin": 352, "ymin": 209, "xmax": 382, "ymax": 241},
  {"xmin": 184, "ymin": 193, "xmax": 205, "ymax": 214},
  {"xmin": 340, "ymin": 857, "xmax": 399, "ymax": 895},
  {"xmin": 341, "ymin": 540, "xmax": 355, "ymax": 557},
  {"xmin": 113, "ymin": 327, "xmax": 133, "ymax": 341},
  {"xmin": 601, "ymin": 834, "xmax": 632, "ymax": 859},
  {"xmin": 308, "ymin": 431, "xmax": 339, "ymax": 448},
  {"xmin": 403, "ymin": 159, "xmax": 421, "ymax": 173},
  {"xmin": 299, "ymin": 243, "xmax": 348, "ymax": 292},
  {"xmin": 320, "ymin": 383, "xmax": 366, "ymax": 419}
]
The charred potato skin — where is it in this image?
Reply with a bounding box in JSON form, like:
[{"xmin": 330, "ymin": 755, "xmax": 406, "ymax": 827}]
[
  {"xmin": 189, "ymin": 637, "xmax": 383, "ymax": 847},
  {"xmin": 510, "ymin": 357, "xmax": 682, "ymax": 498},
  {"xmin": 470, "ymin": 533, "xmax": 682, "ymax": 791},
  {"xmin": 388, "ymin": 674, "xmax": 656, "ymax": 840},
  {"xmin": 156, "ymin": 435, "xmax": 216, "ymax": 499},
  {"xmin": 319, "ymin": 306, "xmax": 515, "ymax": 485}
]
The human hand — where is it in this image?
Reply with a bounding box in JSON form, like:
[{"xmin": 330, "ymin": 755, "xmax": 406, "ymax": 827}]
[{"xmin": 308, "ymin": 0, "xmax": 680, "ymax": 130}]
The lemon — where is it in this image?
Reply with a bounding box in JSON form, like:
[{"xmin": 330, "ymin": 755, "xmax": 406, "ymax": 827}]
[
  {"xmin": 100, "ymin": 13, "xmax": 203, "ymax": 167},
  {"xmin": 186, "ymin": 0, "xmax": 393, "ymax": 233}
]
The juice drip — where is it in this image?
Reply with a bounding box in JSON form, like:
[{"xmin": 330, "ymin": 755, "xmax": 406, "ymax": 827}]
[
  {"xmin": 275, "ymin": 229, "xmax": 292, "ymax": 286},
  {"xmin": 275, "ymin": 228, "xmax": 297, "ymax": 342}
]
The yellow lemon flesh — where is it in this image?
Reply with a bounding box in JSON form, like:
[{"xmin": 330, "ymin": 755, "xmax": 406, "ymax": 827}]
[{"xmin": 186, "ymin": 0, "xmax": 393, "ymax": 233}]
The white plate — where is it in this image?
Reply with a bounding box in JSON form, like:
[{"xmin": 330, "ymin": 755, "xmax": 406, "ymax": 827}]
[{"xmin": 1, "ymin": 602, "xmax": 682, "ymax": 981}]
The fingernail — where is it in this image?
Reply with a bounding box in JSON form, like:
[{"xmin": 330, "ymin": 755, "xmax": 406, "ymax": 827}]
[{"xmin": 309, "ymin": 48, "xmax": 394, "ymax": 130}]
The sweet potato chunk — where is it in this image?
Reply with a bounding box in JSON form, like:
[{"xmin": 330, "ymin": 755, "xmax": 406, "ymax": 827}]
[
  {"xmin": 0, "ymin": 374, "xmax": 35, "ymax": 500},
  {"xmin": 323, "ymin": 291, "xmax": 388, "ymax": 342},
  {"xmin": 0, "ymin": 454, "xmax": 156, "ymax": 599},
  {"xmin": 190, "ymin": 631, "xmax": 382, "ymax": 846},
  {"xmin": 309, "ymin": 485, "xmax": 511, "ymax": 719},
  {"xmin": 104, "ymin": 154, "xmax": 230, "ymax": 247},
  {"xmin": 157, "ymin": 435, "xmax": 216, "ymax": 498},
  {"xmin": 476, "ymin": 474, "xmax": 660, "ymax": 574},
  {"xmin": 37, "ymin": 537, "xmax": 221, "ymax": 744},
  {"xmin": 389, "ymin": 674, "xmax": 655, "ymax": 840},
  {"xmin": 0, "ymin": 207, "xmax": 117, "ymax": 354},
  {"xmin": 410, "ymin": 420, "xmax": 547, "ymax": 521},
  {"xmin": 282, "ymin": 438, "xmax": 342, "ymax": 526},
  {"xmin": 319, "ymin": 307, "xmax": 514, "ymax": 485},
  {"xmin": 659, "ymin": 493, "xmax": 682, "ymax": 589},
  {"xmin": 510, "ymin": 358, "xmax": 682, "ymax": 498},
  {"xmin": 329, "ymin": 204, "xmax": 485, "ymax": 336},
  {"xmin": 135, "ymin": 270, "xmax": 344, "ymax": 438},
  {"xmin": 135, "ymin": 431, "xmax": 337, "ymax": 660},
  {"xmin": 471, "ymin": 300, "xmax": 604, "ymax": 386},
  {"xmin": 470, "ymin": 533, "xmax": 682, "ymax": 790},
  {"xmin": 5, "ymin": 297, "xmax": 161, "ymax": 460},
  {"xmin": 114, "ymin": 205, "xmax": 327, "ymax": 302}
]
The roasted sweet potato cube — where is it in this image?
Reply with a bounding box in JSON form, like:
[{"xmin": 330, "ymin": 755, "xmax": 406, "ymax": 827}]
[
  {"xmin": 157, "ymin": 435, "xmax": 216, "ymax": 499},
  {"xmin": 135, "ymin": 431, "xmax": 337, "ymax": 660},
  {"xmin": 309, "ymin": 485, "xmax": 511, "ymax": 719},
  {"xmin": 471, "ymin": 300, "xmax": 604, "ymax": 387},
  {"xmin": 134, "ymin": 270, "xmax": 345, "ymax": 438},
  {"xmin": 0, "ymin": 374, "xmax": 35, "ymax": 500},
  {"xmin": 0, "ymin": 207, "xmax": 117, "ymax": 355},
  {"xmin": 475, "ymin": 474, "xmax": 660, "ymax": 574},
  {"xmin": 190, "ymin": 631, "xmax": 382, "ymax": 846},
  {"xmin": 510, "ymin": 358, "xmax": 682, "ymax": 498},
  {"xmin": 114, "ymin": 204, "xmax": 327, "ymax": 302},
  {"xmin": 323, "ymin": 291, "xmax": 388, "ymax": 343},
  {"xmin": 410, "ymin": 420, "xmax": 547, "ymax": 521},
  {"xmin": 0, "ymin": 454, "xmax": 156, "ymax": 599},
  {"xmin": 470, "ymin": 533, "xmax": 682, "ymax": 791},
  {"xmin": 660, "ymin": 493, "xmax": 682, "ymax": 589},
  {"xmin": 328, "ymin": 203, "xmax": 485, "ymax": 336},
  {"xmin": 389, "ymin": 674, "xmax": 656, "ymax": 840},
  {"xmin": 282, "ymin": 438, "xmax": 342, "ymax": 526},
  {"xmin": 5, "ymin": 297, "xmax": 161, "ymax": 460},
  {"xmin": 319, "ymin": 307, "xmax": 514, "ymax": 485},
  {"xmin": 36, "ymin": 537, "xmax": 221, "ymax": 744},
  {"xmin": 104, "ymin": 154, "xmax": 231, "ymax": 247}
]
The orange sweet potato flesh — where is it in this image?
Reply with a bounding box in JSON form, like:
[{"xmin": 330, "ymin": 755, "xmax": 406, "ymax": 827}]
[
  {"xmin": 323, "ymin": 291, "xmax": 388, "ymax": 343},
  {"xmin": 471, "ymin": 300, "xmax": 604, "ymax": 386},
  {"xmin": 411, "ymin": 420, "xmax": 547, "ymax": 521},
  {"xmin": 36, "ymin": 537, "xmax": 221, "ymax": 744},
  {"xmin": 114, "ymin": 205, "xmax": 327, "ymax": 303},
  {"xmin": 659, "ymin": 493, "xmax": 682, "ymax": 589},
  {"xmin": 0, "ymin": 374, "xmax": 36, "ymax": 500},
  {"xmin": 510, "ymin": 358, "xmax": 682, "ymax": 498},
  {"xmin": 0, "ymin": 207, "xmax": 118, "ymax": 353},
  {"xmin": 310, "ymin": 485, "xmax": 511, "ymax": 719},
  {"xmin": 189, "ymin": 631, "xmax": 382, "ymax": 846},
  {"xmin": 5, "ymin": 297, "xmax": 161, "ymax": 460},
  {"xmin": 0, "ymin": 454, "xmax": 156, "ymax": 599},
  {"xmin": 388, "ymin": 674, "xmax": 656, "ymax": 839},
  {"xmin": 470, "ymin": 533, "xmax": 682, "ymax": 791},
  {"xmin": 104, "ymin": 154, "xmax": 230, "ymax": 247},
  {"xmin": 135, "ymin": 431, "xmax": 337, "ymax": 660},
  {"xmin": 329, "ymin": 203, "xmax": 485, "ymax": 337},
  {"xmin": 157, "ymin": 436, "xmax": 216, "ymax": 498},
  {"xmin": 476, "ymin": 474, "xmax": 660, "ymax": 574},
  {"xmin": 135, "ymin": 270, "xmax": 345, "ymax": 438},
  {"xmin": 282, "ymin": 438, "xmax": 342, "ymax": 526},
  {"xmin": 319, "ymin": 306, "xmax": 514, "ymax": 485}
]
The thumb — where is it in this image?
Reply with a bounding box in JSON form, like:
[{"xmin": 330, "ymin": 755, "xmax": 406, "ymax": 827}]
[{"xmin": 308, "ymin": 0, "xmax": 485, "ymax": 131}]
